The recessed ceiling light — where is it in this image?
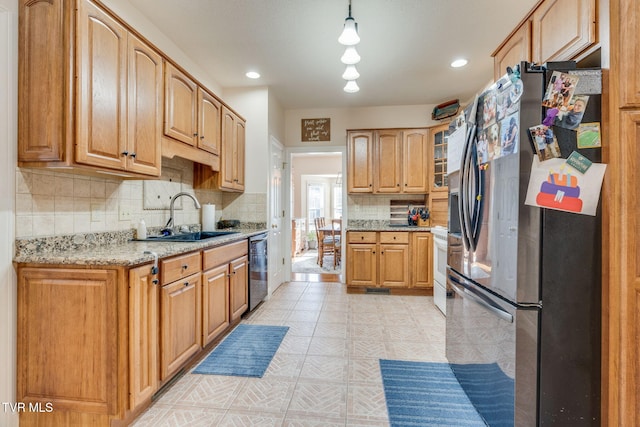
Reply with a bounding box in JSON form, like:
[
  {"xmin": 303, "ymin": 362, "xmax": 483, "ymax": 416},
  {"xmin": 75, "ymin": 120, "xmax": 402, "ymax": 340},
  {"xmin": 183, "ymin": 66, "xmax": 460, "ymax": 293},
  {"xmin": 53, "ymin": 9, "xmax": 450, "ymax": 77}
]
[
  {"xmin": 451, "ymin": 59, "xmax": 468, "ymax": 68},
  {"xmin": 246, "ymin": 71, "xmax": 260, "ymax": 79}
]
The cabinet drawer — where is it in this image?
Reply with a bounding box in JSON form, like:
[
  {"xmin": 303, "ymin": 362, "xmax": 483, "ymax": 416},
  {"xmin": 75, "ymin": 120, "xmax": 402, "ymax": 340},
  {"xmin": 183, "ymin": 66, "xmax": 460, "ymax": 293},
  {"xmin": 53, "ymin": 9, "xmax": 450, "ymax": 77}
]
[
  {"xmin": 348, "ymin": 231, "xmax": 377, "ymax": 244},
  {"xmin": 379, "ymin": 232, "xmax": 409, "ymax": 244},
  {"xmin": 203, "ymin": 240, "xmax": 248, "ymax": 270},
  {"xmin": 161, "ymin": 252, "xmax": 201, "ymax": 284}
]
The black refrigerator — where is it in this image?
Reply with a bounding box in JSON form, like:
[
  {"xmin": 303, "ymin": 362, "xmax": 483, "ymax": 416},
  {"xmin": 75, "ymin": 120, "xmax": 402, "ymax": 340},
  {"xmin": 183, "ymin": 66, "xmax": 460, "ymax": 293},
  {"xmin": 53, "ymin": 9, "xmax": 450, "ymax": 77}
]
[{"xmin": 445, "ymin": 62, "xmax": 601, "ymax": 426}]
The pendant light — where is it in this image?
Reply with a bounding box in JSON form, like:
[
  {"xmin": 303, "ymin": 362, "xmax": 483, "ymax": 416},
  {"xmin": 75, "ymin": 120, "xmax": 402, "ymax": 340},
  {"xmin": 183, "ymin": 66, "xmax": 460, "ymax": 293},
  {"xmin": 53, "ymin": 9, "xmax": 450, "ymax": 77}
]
[
  {"xmin": 338, "ymin": 0, "xmax": 360, "ymax": 46},
  {"xmin": 344, "ymin": 80, "xmax": 360, "ymax": 93},
  {"xmin": 339, "ymin": 0, "xmax": 361, "ymax": 93},
  {"xmin": 341, "ymin": 46, "xmax": 360, "ymax": 65},
  {"xmin": 342, "ymin": 65, "xmax": 360, "ymax": 80}
]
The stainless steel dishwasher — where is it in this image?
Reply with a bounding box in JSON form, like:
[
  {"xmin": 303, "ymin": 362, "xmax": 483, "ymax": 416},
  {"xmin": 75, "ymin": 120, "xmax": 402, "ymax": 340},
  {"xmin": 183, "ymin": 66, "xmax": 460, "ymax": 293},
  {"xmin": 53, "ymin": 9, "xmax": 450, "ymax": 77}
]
[{"xmin": 248, "ymin": 232, "xmax": 268, "ymax": 311}]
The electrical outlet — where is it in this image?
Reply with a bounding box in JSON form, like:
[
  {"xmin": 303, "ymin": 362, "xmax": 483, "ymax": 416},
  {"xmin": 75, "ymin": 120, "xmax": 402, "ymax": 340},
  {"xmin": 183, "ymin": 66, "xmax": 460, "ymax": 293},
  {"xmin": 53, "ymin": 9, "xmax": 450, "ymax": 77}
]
[
  {"xmin": 91, "ymin": 203, "xmax": 104, "ymax": 222},
  {"xmin": 119, "ymin": 205, "xmax": 132, "ymax": 221}
]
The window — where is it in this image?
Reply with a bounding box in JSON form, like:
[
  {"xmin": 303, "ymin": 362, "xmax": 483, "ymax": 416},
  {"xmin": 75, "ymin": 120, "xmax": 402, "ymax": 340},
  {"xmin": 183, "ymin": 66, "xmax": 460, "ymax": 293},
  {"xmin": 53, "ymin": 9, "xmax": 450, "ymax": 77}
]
[
  {"xmin": 333, "ymin": 184, "xmax": 342, "ymax": 218},
  {"xmin": 307, "ymin": 183, "xmax": 325, "ymax": 224}
]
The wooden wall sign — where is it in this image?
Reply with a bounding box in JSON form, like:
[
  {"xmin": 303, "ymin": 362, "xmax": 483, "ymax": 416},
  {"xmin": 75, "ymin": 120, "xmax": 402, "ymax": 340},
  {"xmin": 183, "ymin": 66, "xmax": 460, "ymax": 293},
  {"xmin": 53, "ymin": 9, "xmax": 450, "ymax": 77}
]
[{"xmin": 301, "ymin": 118, "xmax": 330, "ymax": 142}]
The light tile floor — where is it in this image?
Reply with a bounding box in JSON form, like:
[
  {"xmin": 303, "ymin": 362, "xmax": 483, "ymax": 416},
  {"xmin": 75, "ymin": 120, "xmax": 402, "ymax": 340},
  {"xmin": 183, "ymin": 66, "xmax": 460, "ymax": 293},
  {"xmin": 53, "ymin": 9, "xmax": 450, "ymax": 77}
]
[{"xmin": 132, "ymin": 280, "xmax": 446, "ymax": 426}]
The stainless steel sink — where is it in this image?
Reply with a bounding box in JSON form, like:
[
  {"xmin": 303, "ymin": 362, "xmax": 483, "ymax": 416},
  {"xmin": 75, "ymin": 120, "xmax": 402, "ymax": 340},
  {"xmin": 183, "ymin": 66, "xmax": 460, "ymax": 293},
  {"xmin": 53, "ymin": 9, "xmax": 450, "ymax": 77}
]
[{"xmin": 139, "ymin": 231, "xmax": 239, "ymax": 242}]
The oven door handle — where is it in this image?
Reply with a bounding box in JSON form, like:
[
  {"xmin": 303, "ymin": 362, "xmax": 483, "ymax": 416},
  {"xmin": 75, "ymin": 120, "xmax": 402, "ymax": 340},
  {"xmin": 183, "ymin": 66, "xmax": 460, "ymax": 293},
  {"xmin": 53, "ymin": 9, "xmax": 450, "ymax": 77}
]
[{"xmin": 448, "ymin": 276, "xmax": 513, "ymax": 323}]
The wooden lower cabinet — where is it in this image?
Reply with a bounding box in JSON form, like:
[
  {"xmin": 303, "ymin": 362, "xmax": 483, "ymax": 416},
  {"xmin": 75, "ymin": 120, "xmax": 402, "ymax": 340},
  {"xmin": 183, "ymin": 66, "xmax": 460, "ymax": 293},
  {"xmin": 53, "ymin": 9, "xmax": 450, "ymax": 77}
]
[
  {"xmin": 17, "ymin": 266, "xmax": 125, "ymax": 426},
  {"xmin": 16, "ymin": 239, "xmax": 250, "ymax": 426},
  {"xmin": 128, "ymin": 263, "xmax": 159, "ymax": 411},
  {"xmin": 202, "ymin": 264, "xmax": 230, "ymax": 346},
  {"xmin": 412, "ymin": 232, "xmax": 433, "ymax": 289},
  {"xmin": 230, "ymin": 256, "xmax": 249, "ymax": 321},
  {"xmin": 160, "ymin": 272, "xmax": 202, "ymax": 381},
  {"xmin": 347, "ymin": 231, "xmax": 429, "ymax": 293}
]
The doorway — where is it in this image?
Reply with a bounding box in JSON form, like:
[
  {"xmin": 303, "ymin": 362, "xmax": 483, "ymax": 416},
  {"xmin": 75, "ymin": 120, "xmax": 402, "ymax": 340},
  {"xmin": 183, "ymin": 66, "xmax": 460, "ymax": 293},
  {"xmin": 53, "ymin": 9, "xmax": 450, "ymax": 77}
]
[{"xmin": 288, "ymin": 150, "xmax": 345, "ymax": 282}]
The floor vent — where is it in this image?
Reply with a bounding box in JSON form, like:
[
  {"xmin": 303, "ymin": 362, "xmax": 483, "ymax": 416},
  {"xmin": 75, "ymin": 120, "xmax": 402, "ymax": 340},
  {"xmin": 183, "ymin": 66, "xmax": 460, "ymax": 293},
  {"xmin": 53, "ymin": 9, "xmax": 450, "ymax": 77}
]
[{"xmin": 365, "ymin": 287, "xmax": 390, "ymax": 294}]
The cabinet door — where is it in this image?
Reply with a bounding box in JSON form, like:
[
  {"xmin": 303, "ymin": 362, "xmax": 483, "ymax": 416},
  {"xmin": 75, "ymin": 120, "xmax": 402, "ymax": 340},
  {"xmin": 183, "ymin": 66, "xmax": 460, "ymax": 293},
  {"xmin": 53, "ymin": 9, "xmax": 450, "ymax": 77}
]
[
  {"xmin": 75, "ymin": 0, "xmax": 127, "ymax": 170},
  {"xmin": 164, "ymin": 63, "xmax": 198, "ymax": 146},
  {"xmin": 17, "ymin": 268, "xmax": 119, "ymax": 414},
  {"xmin": 347, "ymin": 131, "xmax": 374, "ymax": 193},
  {"xmin": 346, "ymin": 243, "xmax": 377, "ymax": 287},
  {"xmin": 198, "ymin": 89, "xmax": 221, "ymax": 155},
  {"xmin": 230, "ymin": 256, "xmax": 249, "ymax": 322},
  {"xmin": 375, "ymin": 130, "xmax": 402, "ymax": 193},
  {"xmin": 220, "ymin": 106, "xmax": 237, "ymax": 190},
  {"xmin": 127, "ymin": 34, "xmax": 162, "ymax": 176},
  {"xmin": 202, "ymin": 264, "xmax": 230, "ymax": 346},
  {"xmin": 429, "ymin": 123, "xmax": 449, "ymax": 193},
  {"xmin": 412, "ymin": 232, "xmax": 433, "ymax": 288},
  {"xmin": 18, "ymin": 0, "xmax": 69, "ymax": 163},
  {"xmin": 379, "ymin": 244, "xmax": 409, "ymax": 288},
  {"xmin": 620, "ymin": 0, "xmax": 640, "ymax": 107},
  {"xmin": 531, "ymin": 0, "xmax": 597, "ymax": 64},
  {"xmin": 235, "ymin": 118, "xmax": 246, "ymax": 190},
  {"xmin": 129, "ymin": 264, "xmax": 158, "ymax": 409},
  {"xmin": 403, "ymin": 129, "xmax": 429, "ymax": 193},
  {"xmin": 493, "ymin": 21, "xmax": 532, "ymax": 81},
  {"xmin": 160, "ymin": 273, "xmax": 201, "ymax": 380}
]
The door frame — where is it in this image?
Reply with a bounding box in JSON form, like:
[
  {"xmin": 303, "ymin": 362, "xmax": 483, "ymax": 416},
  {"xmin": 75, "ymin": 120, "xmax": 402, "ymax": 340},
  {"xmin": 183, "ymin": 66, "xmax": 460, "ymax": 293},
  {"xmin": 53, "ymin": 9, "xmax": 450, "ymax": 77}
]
[{"xmin": 284, "ymin": 145, "xmax": 347, "ymax": 278}]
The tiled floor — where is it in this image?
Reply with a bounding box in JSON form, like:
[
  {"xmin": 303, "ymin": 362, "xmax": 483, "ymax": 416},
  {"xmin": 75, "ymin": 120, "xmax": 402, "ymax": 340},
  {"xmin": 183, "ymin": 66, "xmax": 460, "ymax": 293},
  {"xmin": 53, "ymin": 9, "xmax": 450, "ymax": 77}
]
[{"xmin": 132, "ymin": 280, "xmax": 446, "ymax": 426}]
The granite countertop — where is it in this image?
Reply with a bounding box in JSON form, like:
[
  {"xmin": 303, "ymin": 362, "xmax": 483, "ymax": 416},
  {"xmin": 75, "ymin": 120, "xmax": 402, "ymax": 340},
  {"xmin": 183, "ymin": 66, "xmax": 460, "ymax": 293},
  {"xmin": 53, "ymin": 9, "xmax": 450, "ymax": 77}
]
[{"xmin": 14, "ymin": 229, "xmax": 267, "ymax": 267}]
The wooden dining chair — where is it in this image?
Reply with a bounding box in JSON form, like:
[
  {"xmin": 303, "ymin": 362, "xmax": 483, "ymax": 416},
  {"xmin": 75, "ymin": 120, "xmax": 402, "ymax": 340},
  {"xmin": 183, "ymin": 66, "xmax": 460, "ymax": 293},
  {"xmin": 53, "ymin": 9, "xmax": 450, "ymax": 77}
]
[{"xmin": 314, "ymin": 217, "xmax": 338, "ymax": 267}]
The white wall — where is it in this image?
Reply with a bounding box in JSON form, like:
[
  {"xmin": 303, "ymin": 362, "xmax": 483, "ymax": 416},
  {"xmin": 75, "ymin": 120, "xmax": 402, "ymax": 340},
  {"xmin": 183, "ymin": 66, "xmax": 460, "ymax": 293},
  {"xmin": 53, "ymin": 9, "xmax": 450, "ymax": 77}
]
[
  {"xmin": 100, "ymin": 0, "xmax": 222, "ymax": 93},
  {"xmin": 284, "ymin": 104, "xmax": 441, "ymax": 147},
  {"xmin": 0, "ymin": 0, "xmax": 17, "ymax": 425},
  {"xmin": 223, "ymin": 87, "xmax": 270, "ymax": 194}
]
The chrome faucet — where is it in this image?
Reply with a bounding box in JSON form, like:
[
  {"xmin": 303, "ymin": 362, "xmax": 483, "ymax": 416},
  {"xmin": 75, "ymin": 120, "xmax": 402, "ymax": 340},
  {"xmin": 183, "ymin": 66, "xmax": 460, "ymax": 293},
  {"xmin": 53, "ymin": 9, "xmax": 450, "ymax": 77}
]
[{"xmin": 163, "ymin": 192, "xmax": 201, "ymax": 233}]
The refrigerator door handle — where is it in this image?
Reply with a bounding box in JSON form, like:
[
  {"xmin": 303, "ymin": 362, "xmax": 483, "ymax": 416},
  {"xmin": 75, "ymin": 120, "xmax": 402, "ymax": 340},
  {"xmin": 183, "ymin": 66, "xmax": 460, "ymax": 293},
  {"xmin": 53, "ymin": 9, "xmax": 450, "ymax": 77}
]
[{"xmin": 449, "ymin": 275, "xmax": 514, "ymax": 323}]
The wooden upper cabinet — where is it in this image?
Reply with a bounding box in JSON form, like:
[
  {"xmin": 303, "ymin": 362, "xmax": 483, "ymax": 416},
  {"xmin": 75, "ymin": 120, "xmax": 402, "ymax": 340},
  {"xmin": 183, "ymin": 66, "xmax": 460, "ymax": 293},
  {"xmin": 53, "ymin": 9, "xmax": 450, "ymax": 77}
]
[
  {"xmin": 164, "ymin": 63, "xmax": 198, "ymax": 146},
  {"xmin": 347, "ymin": 131, "xmax": 374, "ymax": 193},
  {"xmin": 126, "ymin": 35, "xmax": 163, "ymax": 176},
  {"xmin": 374, "ymin": 130, "xmax": 402, "ymax": 193},
  {"xmin": 493, "ymin": 21, "xmax": 532, "ymax": 81},
  {"xmin": 218, "ymin": 106, "xmax": 246, "ymax": 192},
  {"xmin": 18, "ymin": 0, "xmax": 70, "ymax": 163},
  {"xmin": 75, "ymin": 0, "xmax": 127, "ymax": 170},
  {"xmin": 429, "ymin": 123, "xmax": 449, "ymax": 193},
  {"xmin": 18, "ymin": 0, "xmax": 161, "ymax": 177},
  {"xmin": 531, "ymin": 0, "xmax": 597, "ymax": 64},
  {"xmin": 198, "ymin": 89, "xmax": 222, "ymax": 155},
  {"xmin": 403, "ymin": 129, "xmax": 429, "ymax": 193},
  {"xmin": 619, "ymin": 0, "xmax": 640, "ymax": 107}
]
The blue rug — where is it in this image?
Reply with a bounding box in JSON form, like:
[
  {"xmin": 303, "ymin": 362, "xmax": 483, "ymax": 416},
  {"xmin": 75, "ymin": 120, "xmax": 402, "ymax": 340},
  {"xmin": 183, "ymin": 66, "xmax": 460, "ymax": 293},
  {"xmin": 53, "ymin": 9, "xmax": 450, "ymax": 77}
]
[
  {"xmin": 193, "ymin": 324, "xmax": 288, "ymax": 377},
  {"xmin": 379, "ymin": 359, "xmax": 487, "ymax": 426}
]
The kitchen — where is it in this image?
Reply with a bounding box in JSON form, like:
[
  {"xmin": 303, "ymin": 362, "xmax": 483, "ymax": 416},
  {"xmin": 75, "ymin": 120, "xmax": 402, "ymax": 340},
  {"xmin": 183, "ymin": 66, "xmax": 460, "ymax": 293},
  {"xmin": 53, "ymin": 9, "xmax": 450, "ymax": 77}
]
[{"xmin": 1, "ymin": 0, "xmax": 639, "ymax": 426}]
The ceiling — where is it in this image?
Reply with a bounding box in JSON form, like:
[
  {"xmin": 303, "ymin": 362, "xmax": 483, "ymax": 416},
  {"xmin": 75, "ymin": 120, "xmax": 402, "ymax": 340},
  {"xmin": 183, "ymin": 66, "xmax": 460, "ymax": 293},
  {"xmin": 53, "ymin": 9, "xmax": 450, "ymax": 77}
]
[{"xmin": 126, "ymin": 0, "xmax": 539, "ymax": 110}]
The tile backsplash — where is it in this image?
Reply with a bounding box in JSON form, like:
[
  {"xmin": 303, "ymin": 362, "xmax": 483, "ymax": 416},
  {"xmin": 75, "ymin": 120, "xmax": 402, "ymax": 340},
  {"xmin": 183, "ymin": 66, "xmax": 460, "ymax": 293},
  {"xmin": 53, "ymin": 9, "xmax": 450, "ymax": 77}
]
[
  {"xmin": 347, "ymin": 194, "xmax": 427, "ymax": 221},
  {"xmin": 15, "ymin": 157, "xmax": 266, "ymax": 239}
]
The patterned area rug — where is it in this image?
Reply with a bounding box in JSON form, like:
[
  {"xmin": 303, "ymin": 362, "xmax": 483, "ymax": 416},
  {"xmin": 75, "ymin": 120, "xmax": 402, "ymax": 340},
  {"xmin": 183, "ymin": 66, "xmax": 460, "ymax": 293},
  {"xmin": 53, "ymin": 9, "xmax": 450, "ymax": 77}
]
[
  {"xmin": 193, "ymin": 325, "xmax": 288, "ymax": 377},
  {"xmin": 292, "ymin": 249, "xmax": 341, "ymax": 274},
  {"xmin": 379, "ymin": 359, "xmax": 487, "ymax": 426}
]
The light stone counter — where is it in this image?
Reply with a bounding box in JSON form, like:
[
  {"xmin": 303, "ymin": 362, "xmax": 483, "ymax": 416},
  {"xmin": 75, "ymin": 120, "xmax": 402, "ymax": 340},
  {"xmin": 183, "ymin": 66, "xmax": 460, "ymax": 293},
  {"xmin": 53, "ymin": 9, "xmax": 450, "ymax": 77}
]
[{"xmin": 14, "ymin": 227, "xmax": 267, "ymax": 267}]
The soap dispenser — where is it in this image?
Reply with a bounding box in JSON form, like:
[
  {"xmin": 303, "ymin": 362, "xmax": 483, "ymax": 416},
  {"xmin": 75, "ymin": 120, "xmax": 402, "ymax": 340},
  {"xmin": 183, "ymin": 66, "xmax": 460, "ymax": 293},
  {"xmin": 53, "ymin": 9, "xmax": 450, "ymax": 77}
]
[{"xmin": 137, "ymin": 219, "xmax": 147, "ymax": 240}]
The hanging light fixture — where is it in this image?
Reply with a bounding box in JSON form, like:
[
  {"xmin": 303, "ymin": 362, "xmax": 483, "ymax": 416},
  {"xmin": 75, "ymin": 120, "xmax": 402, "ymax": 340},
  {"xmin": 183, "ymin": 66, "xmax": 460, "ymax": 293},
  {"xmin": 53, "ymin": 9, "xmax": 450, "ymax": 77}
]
[
  {"xmin": 341, "ymin": 46, "xmax": 360, "ymax": 65},
  {"xmin": 339, "ymin": 0, "xmax": 360, "ymax": 93},
  {"xmin": 344, "ymin": 80, "xmax": 360, "ymax": 93},
  {"xmin": 338, "ymin": 0, "xmax": 360, "ymax": 46},
  {"xmin": 342, "ymin": 65, "xmax": 360, "ymax": 80}
]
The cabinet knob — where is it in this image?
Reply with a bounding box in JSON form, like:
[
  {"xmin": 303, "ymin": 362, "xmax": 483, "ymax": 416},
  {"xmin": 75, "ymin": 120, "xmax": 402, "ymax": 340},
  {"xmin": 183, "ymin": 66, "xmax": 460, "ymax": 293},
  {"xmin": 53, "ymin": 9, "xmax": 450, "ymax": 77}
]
[
  {"xmin": 193, "ymin": 132, "xmax": 198, "ymax": 137},
  {"xmin": 200, "ymin": 135, "xmax": 205, "ymax": 139},
  {"xmin": 184, "ymin": 282, "xmax": 189, "ymax": 287},
  {"xmin": 397, "ymin": 183, "xmax": 400, "ymax": 187},
  {"xmin": 372, "ymin": 251, "xmax": 376, "ymax": 254},
  {"xmin": 381, "ymin": 251, "xmax": 384, "ymax": 254},
  {"xmin": 182, "ymin": 264, "xmax": 188, "ymax": 270},
  {"xmin": 393, "ymin": 236, "xmax": 396, "ymax": 240},
  {"xmin": 130, "ymin": 152, "xmax": 136, "ymax": 158},
  {"xmin": 121, "ymin": 151, "xmax": 129, "ymax": 156},
  {"xmin": 369, "ymin": 184, "xmax": 372, "ymax": 187},
  {"xmin": 152, "ymin": 279, "xmax": 159, "ymax": 285}
]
